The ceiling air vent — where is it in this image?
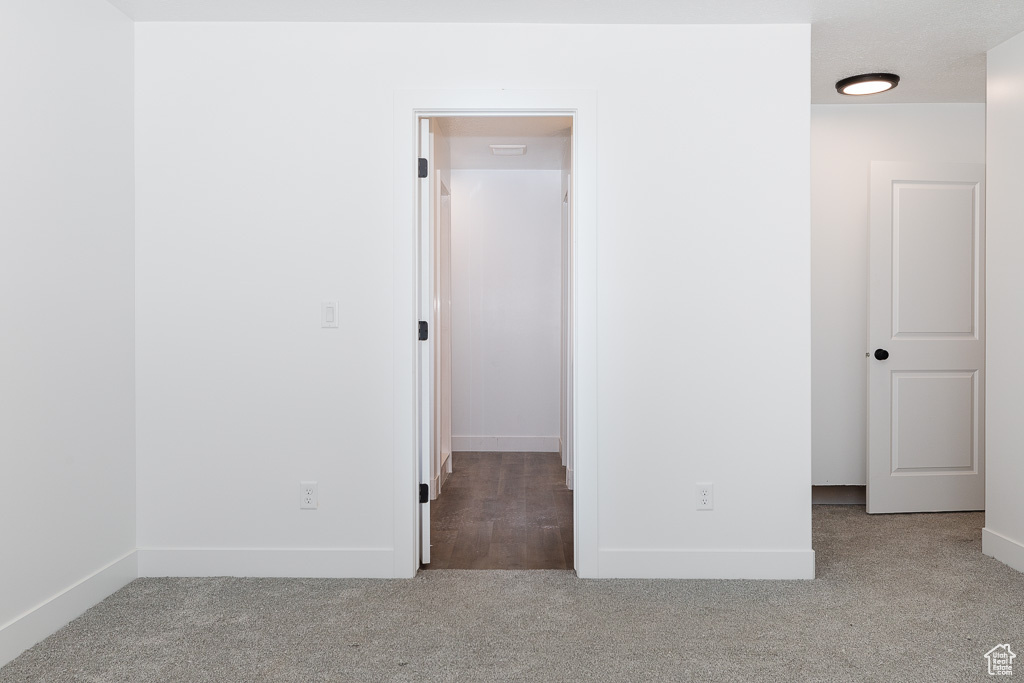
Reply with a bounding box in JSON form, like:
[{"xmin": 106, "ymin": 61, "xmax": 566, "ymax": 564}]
[{"xmin": 489, "ymin": 144, "xmax": 526, "ymax": 156}]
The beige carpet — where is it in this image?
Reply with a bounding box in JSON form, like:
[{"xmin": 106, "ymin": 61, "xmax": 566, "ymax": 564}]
[{"xmin": 2, "ymin": 506, "xmax": 1022, "ymax": 682}]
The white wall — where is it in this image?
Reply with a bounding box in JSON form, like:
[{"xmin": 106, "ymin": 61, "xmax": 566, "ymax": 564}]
[
  {"xmin": 450, "ymin": 170, "xmax": 562, "ymax": 452},
  {"xmin": 135, "ymin": 22, "xmax": 812, "ymax": 579},
  {"xmin": 984, "ymin": 31, "xmax": 1024, "ymax": 573},
  {"xmin": 0, "ymin": 0, "xmax": 136, "ymax": 666},
  {"xmin": 811, "ymin": 104, "xmax": 986, "ymax": 485}
]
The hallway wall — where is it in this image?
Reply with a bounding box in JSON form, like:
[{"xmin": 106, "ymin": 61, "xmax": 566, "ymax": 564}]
[
  {"xmin": 450, "ymin": 170, "xmax": 563, "ymax": 453},
  {"xmin": 811, "ymin": 103, "xmax": 986, "ymax": 485},
  {"xmin": 985, "ymin": 30, "xmax": 1024, "ymax": 573},
  {"xmin": 0, "ymin": 0, "xmax": 136, "ymax": 666}
]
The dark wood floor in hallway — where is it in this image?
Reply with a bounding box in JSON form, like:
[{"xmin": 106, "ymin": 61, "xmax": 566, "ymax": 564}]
[{"xmin": 425, "ymin": 452, "xmax": 573, "ymax": 570}]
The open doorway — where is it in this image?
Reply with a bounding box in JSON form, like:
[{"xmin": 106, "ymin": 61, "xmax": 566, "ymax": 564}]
[{"xmin": 418, "ymin": 115, "xmax": 575, "ymax": 569}]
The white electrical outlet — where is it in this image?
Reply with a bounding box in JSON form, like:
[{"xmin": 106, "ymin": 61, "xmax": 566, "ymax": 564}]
[
  {"xmin": 300, "ymin": 481, "xmax": 318, "ymax": 510},
  {"xmin": 696, "ymin": 483, "xmax": 714, "ymax": 511}
]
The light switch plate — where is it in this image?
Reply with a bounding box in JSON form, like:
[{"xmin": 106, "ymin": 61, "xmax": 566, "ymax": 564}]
[{"xmin": 321, "ymin": 301, "xmax": 339, "ymax": 328}]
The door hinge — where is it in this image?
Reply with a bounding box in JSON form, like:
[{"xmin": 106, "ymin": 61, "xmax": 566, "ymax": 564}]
[
  {"xmin": 418, "ymin": 320, "xmax": 428, "ymax": 341},
  {"xmin": 419, "ymin": 483, "xmax": 429, "ymax": 503},
  {"xmin": 418, "ymin": 158, "xmax": 428, "ymax": 178}
]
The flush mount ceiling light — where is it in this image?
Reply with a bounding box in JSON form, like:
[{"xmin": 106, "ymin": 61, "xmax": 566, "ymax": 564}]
[
  {"xmin": 836, "ymin": 73, "xmax": 900, "ymax": 96},
  {"xmin": 490, "ymin": 144, "xmax": 526, "ymax": 156}
]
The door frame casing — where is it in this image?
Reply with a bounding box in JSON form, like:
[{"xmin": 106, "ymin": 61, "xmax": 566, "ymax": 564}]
[
  {"xmin": 392, "ymin": 89, "xmax": 598, "ymax": 577},
  {"xmin": 433, "ymin": 169, "xmax": 452, "ymax": 497}
]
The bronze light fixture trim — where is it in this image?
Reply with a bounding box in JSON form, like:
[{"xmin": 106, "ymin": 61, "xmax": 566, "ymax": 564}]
[{"xmin": 836, "ymin": 73, "xmax": 900, "ymax": 96}]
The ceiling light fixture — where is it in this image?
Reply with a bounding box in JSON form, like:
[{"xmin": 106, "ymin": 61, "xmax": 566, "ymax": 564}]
[
  {"xmin": 490, "ymin": 144, "xmax": 526, "ymax": 156},
  {"xmin": 835, "ymin": 73, "xmax": 900, "ymax": 96}
]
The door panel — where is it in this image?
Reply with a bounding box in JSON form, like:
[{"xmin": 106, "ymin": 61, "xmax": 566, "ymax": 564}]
[
  {"xmin": 868, "ymin": 161, "xmax": 985, "ymax": 513},
  {"xmin": 892, "ymin": 371, "xmax": 977, "ymax": 472},
  {"xmin": 893, "ymin": 184, "xmax": 977, "ymax": 337}
]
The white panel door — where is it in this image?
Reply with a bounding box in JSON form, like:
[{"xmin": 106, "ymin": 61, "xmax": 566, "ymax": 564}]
[
  {"xmin": 417, "ymin": 117, "xmax": 433, "ymax": 563},
  {"xmin": 868, "ymin": 161, "xmax": 985, "ymax": 513}
]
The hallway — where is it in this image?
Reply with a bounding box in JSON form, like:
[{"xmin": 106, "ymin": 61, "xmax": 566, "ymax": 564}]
[{"xmin": 426, "ymin": 452, "xmax": 573, "ymax": 570}]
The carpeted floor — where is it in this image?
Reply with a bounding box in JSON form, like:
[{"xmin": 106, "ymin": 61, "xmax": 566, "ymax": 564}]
[{"xmin": 2, "ymin": 506, "xmax": 1022, "ymax": 682}]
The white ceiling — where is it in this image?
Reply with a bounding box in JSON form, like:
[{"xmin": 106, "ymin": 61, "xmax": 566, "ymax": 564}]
[
  {"xmin": 106, "ymin": 0, "xmax": 1024, "ymax": 104},
  {"xmin": 813, "ymin": 0, "xmax": 1024, "ymax": 103},
  {"xmin": 106, "ymin": 0, "xmax": 810, "ymax": 24},
  {"xmin": 439, "ymin": 117, "xmax": 571, "ymax": 171}
]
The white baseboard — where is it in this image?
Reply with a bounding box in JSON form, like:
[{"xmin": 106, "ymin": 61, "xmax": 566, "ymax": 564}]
[
  {"xmin": 431, "ymin": 451, "xmax": 454, "ymax": 498},
  {"xmin": 451, "ymin": 436, "xmax": 560, "ymax": 453},
  {"xmin": 440, "ymin": 452, "xmax": 452, "ymax": 489},
  {"xmin": 137, "ymin": 548, "xmax": 394, "ymax": 578},
  {"xmin": 983, "ymin": 528, "xmax": 1024, "ymax": 574},
  {"xmin": 566, "ymin": 465, "xmax": 574, "ymax": 490},
  {"xmin": 0, "ymin": 551, "xmax": 137, "ymax": 668},
  {"xmin": 598, "ymin": 548, "xmax": 815, "ymax": 579}
]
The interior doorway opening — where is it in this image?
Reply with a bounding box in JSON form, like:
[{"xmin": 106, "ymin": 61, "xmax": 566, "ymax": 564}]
[{"xmin": 417, "ymin": 114, "xmax": 575, "ymax": 570}]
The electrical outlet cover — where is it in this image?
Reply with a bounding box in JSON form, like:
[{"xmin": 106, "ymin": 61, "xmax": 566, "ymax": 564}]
[
  {"xmin": 696, "ymin": 483, "xmax": 714, "ymax": 511},
  {"xmin": 300, "ymin": 481, "xmax": 318, "ymax": 510}
]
